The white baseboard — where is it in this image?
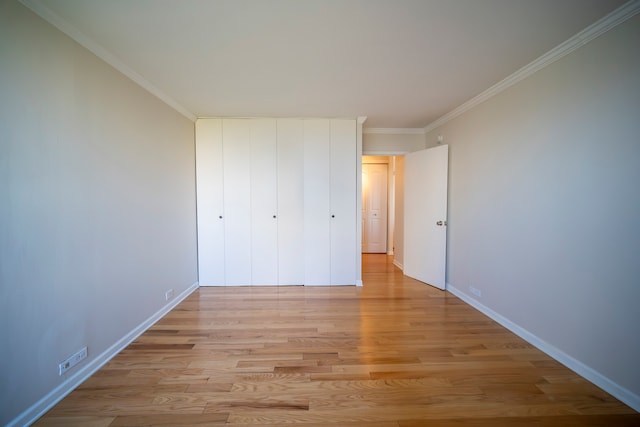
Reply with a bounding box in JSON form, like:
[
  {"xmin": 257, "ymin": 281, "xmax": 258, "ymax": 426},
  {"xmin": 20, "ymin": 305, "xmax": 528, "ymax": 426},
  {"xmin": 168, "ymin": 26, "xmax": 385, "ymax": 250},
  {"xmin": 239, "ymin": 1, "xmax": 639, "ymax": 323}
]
[
  {"xmin": 8, "ymin": 282, "xmax": 199, "ymax": 427},
  {"xmin": 393, "ymin": 260, "xmax": 403, "ymax": 270},
  {"xmin": 445, "ymin": 282, "xmax": 640, "ymax": 412}
]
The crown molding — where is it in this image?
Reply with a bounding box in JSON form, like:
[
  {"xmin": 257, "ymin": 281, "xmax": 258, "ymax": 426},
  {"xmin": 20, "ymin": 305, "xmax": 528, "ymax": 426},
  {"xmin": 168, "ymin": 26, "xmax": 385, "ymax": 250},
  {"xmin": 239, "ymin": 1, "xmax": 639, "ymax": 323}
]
[
  {"xmin": 424, "ymin": 0, "xmax": 640, "ymax": 134},
  {"xmin": 364, "ymin": 128, "xmax": 425, "ymax": 135},
  {"xmin": 19, "ymin": 0, "xmax": 197, "ymax": 122},
  {"xmin": 196, "ymin": 116, "xmax": 363, "ymax": 122}
]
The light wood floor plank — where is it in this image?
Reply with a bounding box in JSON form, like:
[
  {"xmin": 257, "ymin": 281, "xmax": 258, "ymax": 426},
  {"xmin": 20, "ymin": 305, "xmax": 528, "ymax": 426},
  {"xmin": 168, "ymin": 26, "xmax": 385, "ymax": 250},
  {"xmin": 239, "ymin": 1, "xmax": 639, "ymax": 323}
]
[{"xmin": 34, "ymin": 255, "xmax": 639, "ymax": 426}]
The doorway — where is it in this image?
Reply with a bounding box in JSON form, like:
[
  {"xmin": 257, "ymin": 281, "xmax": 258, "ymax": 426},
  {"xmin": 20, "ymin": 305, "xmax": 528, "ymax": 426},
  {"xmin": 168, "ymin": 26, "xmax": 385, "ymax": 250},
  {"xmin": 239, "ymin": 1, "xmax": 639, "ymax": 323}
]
[
  {"xmin": 362, "ymin": 162, "xmax": 388, "ymax": 253},
  {"xmin": 361, "ymin": 156, "xmax": 400, "ymax": 263},
  {"xmin": 360, "ymin": 146, "xmax": 447, "ymax": 290}
]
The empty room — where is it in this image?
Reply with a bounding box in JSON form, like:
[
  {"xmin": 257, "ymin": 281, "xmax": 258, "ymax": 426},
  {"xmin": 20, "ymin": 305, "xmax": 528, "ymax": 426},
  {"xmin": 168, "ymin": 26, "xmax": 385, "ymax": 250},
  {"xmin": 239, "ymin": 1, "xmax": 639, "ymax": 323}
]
[{"xmin": 1, "ymin": 0, "xmax": 639, "ymax": 426}]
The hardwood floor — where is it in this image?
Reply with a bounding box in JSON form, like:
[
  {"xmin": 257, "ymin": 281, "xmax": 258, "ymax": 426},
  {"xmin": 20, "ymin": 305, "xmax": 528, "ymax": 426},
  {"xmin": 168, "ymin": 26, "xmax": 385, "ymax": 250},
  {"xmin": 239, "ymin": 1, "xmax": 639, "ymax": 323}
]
[{"xmin": 34, "ymin": 255, "xmax": 639, "ymax": 426}]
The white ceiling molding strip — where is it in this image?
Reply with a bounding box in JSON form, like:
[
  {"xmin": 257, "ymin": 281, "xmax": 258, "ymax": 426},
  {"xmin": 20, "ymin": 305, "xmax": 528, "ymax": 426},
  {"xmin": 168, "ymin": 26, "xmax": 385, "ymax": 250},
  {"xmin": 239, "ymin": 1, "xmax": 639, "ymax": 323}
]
[
  {"xmin": 364, "ymin": 128, "xmax": 425, "ymax": 135},
  {"xmin": 423, "ymin": 0, "xmax": 640, "ymax": 134},
  {"xmin": 19, "ymin": 0, "xmax": 198, "ymax": 122}
]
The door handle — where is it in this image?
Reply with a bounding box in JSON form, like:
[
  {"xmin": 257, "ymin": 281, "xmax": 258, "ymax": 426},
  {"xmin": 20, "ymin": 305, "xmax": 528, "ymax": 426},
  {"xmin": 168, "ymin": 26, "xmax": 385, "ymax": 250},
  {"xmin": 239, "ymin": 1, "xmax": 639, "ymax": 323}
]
[{"xmin": 436, "ymin": 221, "xmax": 443, "ymax": 226}]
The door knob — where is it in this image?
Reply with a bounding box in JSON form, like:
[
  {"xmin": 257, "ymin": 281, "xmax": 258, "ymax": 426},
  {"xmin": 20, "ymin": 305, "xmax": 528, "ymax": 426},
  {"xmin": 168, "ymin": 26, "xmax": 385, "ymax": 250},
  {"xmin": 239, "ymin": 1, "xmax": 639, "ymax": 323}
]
[{"xmin": 436, "ymin": 220, "xmax": 443, "ymax": 226}]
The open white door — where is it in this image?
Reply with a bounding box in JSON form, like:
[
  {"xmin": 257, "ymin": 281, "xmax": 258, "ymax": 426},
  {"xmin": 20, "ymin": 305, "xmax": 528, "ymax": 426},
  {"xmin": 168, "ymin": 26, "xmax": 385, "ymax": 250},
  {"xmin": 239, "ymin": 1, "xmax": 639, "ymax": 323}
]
[{"xmin": 404, "ymin": 145, "xmax": 448, "ymax": 290}]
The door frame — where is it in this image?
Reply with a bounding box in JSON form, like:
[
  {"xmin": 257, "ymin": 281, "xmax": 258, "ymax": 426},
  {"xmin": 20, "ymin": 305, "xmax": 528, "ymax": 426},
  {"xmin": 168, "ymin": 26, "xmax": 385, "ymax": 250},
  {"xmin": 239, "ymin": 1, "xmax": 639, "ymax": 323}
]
[
  {"xmin": 360, "ymin": 149, "xmax": 409, "ymax": 276},
  {"xmin": 360, "ymin": 146, "xmax": 448, "ymax": 284}
]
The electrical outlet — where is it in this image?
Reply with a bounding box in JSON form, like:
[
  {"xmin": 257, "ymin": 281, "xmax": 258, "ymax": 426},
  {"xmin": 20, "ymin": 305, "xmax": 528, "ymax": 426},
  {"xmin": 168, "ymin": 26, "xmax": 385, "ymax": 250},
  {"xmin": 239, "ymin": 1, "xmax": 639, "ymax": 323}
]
[
  {"xmin": 165, "ymin": 289, "xmax": 174, "ymax": 301},
  {"xmin": 469, "ymin": 286, "xmax": 482, "ymax": 298},
  {"xmin": 58, "ymin": 346, "xmax": 87, "ymax": 376}
]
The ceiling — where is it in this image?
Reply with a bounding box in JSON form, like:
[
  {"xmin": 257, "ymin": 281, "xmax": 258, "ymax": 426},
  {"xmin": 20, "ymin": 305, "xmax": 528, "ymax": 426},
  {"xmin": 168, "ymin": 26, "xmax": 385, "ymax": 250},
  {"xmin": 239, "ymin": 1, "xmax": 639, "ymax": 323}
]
[{"xmin": 27, "ymin": 0, "xmax": 626, "ymax": 129}]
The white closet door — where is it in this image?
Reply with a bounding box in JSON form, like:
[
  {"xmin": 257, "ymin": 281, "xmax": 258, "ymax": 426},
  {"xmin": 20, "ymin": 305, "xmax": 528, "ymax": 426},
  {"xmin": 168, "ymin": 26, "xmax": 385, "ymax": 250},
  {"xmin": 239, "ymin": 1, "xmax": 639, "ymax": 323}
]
[
  {"xmin": 277, "ymin": 119, "xmax": 304, "ymax": 285},
  {"xmin": 304, "ymin": 120, "xmax": 331, "ymax": 285},
  {"xmin": 250, "ymin": 119, "xmax": 278, "ymax": 285},
  {"xmin": 330, "ymin": 119, "xmax": 357, "ymax": 285},
  {"xmin": 223, "ymin": 119, "xmax": 252, "ymax": 285},
  {"xmin": 195, "ymin": 119, "xmax": 225, "ymax": 286}
]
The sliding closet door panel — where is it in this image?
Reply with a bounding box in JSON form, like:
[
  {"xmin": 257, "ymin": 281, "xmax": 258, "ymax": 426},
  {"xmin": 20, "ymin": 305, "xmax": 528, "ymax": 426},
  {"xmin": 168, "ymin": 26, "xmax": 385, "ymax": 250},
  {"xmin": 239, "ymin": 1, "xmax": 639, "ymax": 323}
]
[
  {"xmin": 223, "ymin": 119, "xmax": 252, "ymax": 285},
  {"xmin": 277, "ymin": 119, "xmax": 304, "ymax": 285},
  {"xmin": 304, "ymin": 120, "xmax": 331, "ymax": 285},
  {"xmin": 195, "ymin": 119, "xmax": 225, "ymax": 286},
  {"xmin": 330, "ymin": 119, "xmax": 357, "ymax": 285},
  {"xmin": 250, "ymin": 119, "xmax": 278, "ymax": 285}
]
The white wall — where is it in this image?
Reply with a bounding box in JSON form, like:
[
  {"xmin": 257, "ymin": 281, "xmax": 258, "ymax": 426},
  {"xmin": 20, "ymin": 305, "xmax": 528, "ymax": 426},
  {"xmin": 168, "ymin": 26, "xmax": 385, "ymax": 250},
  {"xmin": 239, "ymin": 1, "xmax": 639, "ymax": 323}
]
[
  {"xmin": 0, "ymin": 1, "xmax": 198, "ymax": 424},
  {"xmin": 426, "ymin": 14, "xmax": 640, "ymax": 408},
  {"xmin": 363, "ymin": 132, "xmax": 425, "ymax": 154}
]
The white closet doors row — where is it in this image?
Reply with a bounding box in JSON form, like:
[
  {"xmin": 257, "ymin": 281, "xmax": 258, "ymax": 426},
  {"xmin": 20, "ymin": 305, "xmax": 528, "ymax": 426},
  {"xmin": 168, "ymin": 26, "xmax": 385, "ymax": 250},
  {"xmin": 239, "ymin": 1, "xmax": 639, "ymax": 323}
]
[{"xmin": 196, "ymin": 118, "xmax": 357, "ymax": 286}]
